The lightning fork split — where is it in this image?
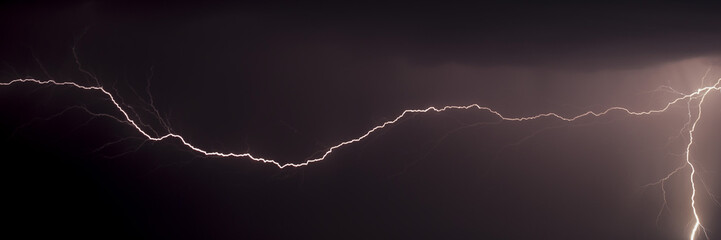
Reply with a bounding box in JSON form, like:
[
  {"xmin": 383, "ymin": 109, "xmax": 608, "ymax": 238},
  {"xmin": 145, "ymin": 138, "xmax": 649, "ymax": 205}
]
[{"xmin": 2, "ymin": 77, "xmax": 720, "ymax": 239}]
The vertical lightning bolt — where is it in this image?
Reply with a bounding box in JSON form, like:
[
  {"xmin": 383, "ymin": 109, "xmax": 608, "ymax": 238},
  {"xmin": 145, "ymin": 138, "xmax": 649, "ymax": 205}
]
[
  {"xmin": 686, "ymin": 85, "xmax": 712, "ymax": 240},
  {"xmin": 1, "ymin": 77, "xmax": 720, "ymax": 239}
]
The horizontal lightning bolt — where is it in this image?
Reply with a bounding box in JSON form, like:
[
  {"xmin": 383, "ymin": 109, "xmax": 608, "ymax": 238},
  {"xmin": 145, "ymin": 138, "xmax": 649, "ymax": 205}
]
[
  {"xmin": 2, "ymin": 77, "xmax": 720, "ymax": 239},
  {"xmin": 3, "ymin": 78, "xmax": 719, "ymax": 168}
]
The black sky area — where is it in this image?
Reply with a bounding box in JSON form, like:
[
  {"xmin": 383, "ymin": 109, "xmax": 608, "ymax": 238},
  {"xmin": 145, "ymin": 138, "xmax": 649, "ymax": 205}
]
[{"xmin": 1, "ymin": 1, "xmax": 720, "ymax": 239}]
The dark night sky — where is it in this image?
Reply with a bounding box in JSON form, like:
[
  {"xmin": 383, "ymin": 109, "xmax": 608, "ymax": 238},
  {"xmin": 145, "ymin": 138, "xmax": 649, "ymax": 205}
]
[{"xmin": 1, "ymin": 1, "xmax": 720, "ymax": 239}]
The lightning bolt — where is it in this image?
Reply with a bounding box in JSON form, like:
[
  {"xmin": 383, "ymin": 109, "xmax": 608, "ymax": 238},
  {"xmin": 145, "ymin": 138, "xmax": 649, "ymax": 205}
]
[
  {"xmin": 1, "ymin": 77, "xmax": 720, "ymax": 239},
  {"xmin": 685, "ymin": 83, "xmax": 713, "ymax": 240}
]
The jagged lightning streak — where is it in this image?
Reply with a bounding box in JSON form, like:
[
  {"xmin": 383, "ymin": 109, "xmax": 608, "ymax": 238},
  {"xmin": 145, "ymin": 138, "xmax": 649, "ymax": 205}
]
[
  {"xmin": 2, "ymin": 77, "xmax": 720, "ymax": 239},
  {"xmin": 686, "ymin": 85, "xmax": 712, "ymax": 240}
]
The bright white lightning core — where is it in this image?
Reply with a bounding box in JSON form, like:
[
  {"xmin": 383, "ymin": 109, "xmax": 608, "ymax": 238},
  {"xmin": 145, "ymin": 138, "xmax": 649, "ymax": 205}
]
[{"xmin": 1, "ymin": 77, "xmax": 720, "ymax": 239}]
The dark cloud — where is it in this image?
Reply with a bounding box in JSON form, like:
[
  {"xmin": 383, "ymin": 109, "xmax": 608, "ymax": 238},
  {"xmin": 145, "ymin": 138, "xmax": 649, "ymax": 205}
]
[{"xmin": 3, "ymin": 1, "xmax": 721, "ymax": 70}]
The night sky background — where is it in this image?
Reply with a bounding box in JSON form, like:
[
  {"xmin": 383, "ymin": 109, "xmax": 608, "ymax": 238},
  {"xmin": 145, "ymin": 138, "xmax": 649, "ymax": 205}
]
[{"xmin": 1, "ymin": 1, "xmax": 720, "ymax": 239}]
